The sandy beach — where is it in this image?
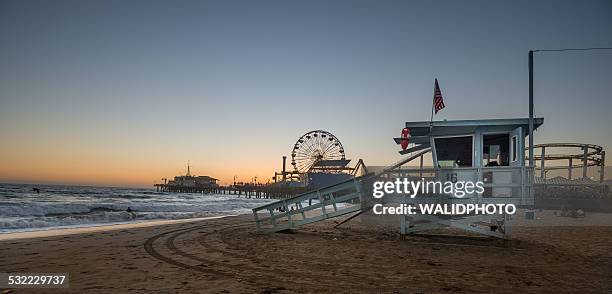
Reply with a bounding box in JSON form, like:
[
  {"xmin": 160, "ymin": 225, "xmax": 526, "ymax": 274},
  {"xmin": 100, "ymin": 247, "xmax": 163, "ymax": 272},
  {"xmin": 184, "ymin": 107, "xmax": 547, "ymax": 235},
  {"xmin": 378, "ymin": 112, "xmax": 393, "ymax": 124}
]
[{"xmin": 0, "ymin": 212, "xmax": 610, "ymax": 293}]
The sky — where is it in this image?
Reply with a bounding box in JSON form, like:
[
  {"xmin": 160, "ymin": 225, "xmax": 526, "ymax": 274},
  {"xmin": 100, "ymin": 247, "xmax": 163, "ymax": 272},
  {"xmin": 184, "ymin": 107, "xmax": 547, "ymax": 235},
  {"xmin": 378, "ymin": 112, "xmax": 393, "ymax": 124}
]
[{"xmin": 0, "ymin": 0, "xmax": 611, "ymax": 187}]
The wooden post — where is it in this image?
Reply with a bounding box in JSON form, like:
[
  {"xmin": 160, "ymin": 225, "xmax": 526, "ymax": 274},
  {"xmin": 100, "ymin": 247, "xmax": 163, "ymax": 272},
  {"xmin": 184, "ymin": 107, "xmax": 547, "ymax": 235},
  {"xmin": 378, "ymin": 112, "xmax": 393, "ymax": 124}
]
[
  {"xmin": 419, "ymin": 154, "xmax": 424, "ymax": 178},
  {"xmin": 540, "ymin": 146, "xmax": 546, "ymax": 179},
  {"xmin": 318, "ymin": 191, "xmax": 326, "ymax": 217},
  {"xmin": 583, "ymin": 146, "xmax": 588, "ymax": 179},
  {"xmin": 568, "ymin": 158, "xmax": 572, "ymax": 180},
  {"xmin": 600, "ymin": 151, "xmax": 605, "ymax": 183}
]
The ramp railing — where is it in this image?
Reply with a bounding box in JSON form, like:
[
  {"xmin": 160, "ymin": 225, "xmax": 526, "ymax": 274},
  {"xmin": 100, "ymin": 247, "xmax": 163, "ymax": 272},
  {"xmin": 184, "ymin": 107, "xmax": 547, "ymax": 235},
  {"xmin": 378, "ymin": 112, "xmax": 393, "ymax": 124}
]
[
  {"xmin": 252, "ymin": 148, "xmax": 432, "ymax": 232},
  {"xmin": 252, "ymin": 177, "xmax": 368, "ymax": 232}
]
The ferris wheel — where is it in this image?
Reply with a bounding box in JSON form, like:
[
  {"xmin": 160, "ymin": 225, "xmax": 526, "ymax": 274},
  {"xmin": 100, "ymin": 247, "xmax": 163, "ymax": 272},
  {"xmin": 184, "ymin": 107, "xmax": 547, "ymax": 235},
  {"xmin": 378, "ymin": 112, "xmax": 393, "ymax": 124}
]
[{"xmin": 291, "ymin": 130, "xmax": 345, "ymax": 173}]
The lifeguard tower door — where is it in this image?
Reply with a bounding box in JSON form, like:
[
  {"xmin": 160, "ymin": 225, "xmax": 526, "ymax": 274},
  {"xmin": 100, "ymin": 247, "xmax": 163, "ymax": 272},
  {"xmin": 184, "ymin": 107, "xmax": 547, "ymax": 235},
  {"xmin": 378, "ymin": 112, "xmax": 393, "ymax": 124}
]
[{"xmin": 510, "ymin": 127, "xmax": 524, "ymax": 167}]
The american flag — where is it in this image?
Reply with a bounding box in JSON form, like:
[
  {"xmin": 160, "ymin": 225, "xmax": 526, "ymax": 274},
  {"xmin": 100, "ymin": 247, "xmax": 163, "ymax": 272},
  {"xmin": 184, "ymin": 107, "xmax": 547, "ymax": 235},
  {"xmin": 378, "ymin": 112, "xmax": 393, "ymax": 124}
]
[{"xmin": 434, "ymin": 78, "xmax": 445, "ymax": 114}]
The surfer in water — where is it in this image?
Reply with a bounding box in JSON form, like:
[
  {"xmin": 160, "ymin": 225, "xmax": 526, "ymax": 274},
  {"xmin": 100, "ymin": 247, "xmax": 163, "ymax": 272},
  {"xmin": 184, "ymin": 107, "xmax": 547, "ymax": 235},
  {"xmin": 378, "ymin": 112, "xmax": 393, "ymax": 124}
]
[
  {"xmin": 126, "ymin": 207, "xmax": 136, "ymax": 219},
  {"xmin": 32, "ymin": 188, "xmax": 40, "ymax": 194}
]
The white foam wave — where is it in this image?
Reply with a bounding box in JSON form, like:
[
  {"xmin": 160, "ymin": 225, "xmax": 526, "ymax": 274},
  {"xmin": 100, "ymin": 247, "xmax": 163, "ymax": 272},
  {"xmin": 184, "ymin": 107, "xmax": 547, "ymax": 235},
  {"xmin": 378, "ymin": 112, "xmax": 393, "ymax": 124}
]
[{"xmin": 0, "ymin": 183, "xmax": 274, "ymax": 232}]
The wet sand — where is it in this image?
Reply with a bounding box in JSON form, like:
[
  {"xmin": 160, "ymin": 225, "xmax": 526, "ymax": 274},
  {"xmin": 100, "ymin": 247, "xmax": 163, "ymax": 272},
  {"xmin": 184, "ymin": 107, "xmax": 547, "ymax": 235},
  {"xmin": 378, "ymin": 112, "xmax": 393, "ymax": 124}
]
[{"xmin": 1, "ymin": 213, "xmax": 611, "ymax": 293}]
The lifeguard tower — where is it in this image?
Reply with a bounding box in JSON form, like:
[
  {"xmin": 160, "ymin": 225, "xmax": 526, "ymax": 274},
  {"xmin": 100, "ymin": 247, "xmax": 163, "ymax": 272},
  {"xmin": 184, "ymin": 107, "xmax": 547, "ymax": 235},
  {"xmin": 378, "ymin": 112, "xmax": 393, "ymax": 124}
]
[
  {"xmin": 383, "ymin": 117, "xmax": 543, "ymax": 238},
  {"xmin": 252, "ymin": 117, "xmax": 543, "ymax": 239}
]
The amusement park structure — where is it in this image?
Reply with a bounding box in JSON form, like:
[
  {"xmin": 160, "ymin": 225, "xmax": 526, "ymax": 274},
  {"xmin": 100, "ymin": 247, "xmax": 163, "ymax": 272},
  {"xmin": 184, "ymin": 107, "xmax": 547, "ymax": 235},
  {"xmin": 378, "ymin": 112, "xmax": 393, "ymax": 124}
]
[
  {"xmin": 291, "ymin": 130, "xmax": 347, "ymax": 173},
  {"xmin": 530, "ymin": 143, "xmax": 605, "ymax": 182},
  {"xmin": 272, "ymin": 130, "xmax": 367, "ymax": 189},
  {"xmin": 154, "ymin": 130, "xmax": 365, "ymax": 197},
  {"xmin": 529, "ymin": 143, "xmax": 608, "ymax": 211}
]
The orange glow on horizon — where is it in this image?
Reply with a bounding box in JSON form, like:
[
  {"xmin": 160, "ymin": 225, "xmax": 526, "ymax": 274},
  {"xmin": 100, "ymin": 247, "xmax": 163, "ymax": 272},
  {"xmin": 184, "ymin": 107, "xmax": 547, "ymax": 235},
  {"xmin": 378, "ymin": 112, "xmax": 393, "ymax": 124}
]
[
  {"xmin": 0, "ymin": 134, "xmax": 283, "ymax": 188},
  {"xmin": 0, "ymin": 162, "xmax": 278, "ymax": 188}
]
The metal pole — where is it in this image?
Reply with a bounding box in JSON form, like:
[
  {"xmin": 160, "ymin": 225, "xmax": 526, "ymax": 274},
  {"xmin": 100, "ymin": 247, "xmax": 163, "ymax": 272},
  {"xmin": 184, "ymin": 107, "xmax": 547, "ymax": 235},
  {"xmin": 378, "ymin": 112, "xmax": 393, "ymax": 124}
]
[
  {"xmin": 282, "ymin": 156, "xmax": 287, "ymax": 182},
  {"xmin": 429, "ymin": 80, "xmax": 436, "ymax": 132},
  {"xmin": 528, "ymin": 50, "xmax": 535, "ymax": 203},
  {"xmin": 528, "ymin": 50, "xmax": 534, "ymax": 169}
]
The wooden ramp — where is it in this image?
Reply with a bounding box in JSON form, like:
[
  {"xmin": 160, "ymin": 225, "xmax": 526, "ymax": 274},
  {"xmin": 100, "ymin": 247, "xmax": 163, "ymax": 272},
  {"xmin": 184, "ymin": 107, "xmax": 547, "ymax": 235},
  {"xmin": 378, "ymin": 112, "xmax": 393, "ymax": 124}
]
[
  {"xmin": 252, "ymin": 149, "xmax": 431, "ymax": 233},
  {"xmin": 252, "ymin": 176, "xmax": 370, "ymax": 233}
]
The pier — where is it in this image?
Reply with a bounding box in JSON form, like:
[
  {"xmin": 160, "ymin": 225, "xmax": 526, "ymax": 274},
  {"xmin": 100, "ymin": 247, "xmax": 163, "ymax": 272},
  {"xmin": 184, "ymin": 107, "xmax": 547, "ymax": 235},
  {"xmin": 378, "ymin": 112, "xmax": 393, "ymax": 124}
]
[{"xmin": 154, "ymin": 182, "xmax": 307, "ymax": 199}]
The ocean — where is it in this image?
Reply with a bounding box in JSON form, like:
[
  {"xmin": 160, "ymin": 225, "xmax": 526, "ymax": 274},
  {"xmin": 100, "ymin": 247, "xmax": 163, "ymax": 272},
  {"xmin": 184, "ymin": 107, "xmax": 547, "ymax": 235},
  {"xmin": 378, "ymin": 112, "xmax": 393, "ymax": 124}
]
[{"xmin": 0, "ymin": 183, "xmax": 274, "ymax": 233}]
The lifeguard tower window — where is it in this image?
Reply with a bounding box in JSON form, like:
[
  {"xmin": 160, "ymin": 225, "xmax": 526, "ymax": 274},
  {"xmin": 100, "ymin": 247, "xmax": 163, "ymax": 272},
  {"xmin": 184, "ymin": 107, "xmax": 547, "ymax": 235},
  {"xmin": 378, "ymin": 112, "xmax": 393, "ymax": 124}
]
[
  {"xmin": 483, "ymin": 134, "xmax": 510, "ymax": 166},
  {"xmin": 511, "ymin": 136, "xmax": 517, "ymax": 162},
  {"xmin": 434, "ymin": 136, "xmax": 473, "ymax": 168}
]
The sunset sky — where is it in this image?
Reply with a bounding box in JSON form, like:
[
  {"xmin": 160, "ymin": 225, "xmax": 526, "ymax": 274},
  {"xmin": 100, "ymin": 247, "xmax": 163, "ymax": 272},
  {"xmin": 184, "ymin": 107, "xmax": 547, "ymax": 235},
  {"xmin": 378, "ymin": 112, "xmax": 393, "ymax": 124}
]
[{"xmin": 1, "ymin": 0, "xmax": 611, "ymax": 187}]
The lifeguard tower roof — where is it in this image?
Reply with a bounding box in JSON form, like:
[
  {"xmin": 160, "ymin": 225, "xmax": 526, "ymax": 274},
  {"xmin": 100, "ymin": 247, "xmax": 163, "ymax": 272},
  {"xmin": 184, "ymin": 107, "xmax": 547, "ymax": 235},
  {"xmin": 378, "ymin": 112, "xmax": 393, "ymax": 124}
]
[
  {"xmin": 395, "ymin": 117, "xmax": 544, "ymax": 146},
  {"xmin": 406, "ymin": 117, "xmax": 543, "ymax": 136}
]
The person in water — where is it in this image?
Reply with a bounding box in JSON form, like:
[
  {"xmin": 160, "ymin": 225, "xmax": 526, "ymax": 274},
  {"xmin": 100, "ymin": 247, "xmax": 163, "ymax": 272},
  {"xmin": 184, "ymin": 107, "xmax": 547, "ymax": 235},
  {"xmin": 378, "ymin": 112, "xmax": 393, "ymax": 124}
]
[
  {"xmin": 126, "ymin": 207, "xmax": 136, "ymax": 219},
  {"xmin": 32, "ymin": 188, "xmax": 40, "ymax": 194}
]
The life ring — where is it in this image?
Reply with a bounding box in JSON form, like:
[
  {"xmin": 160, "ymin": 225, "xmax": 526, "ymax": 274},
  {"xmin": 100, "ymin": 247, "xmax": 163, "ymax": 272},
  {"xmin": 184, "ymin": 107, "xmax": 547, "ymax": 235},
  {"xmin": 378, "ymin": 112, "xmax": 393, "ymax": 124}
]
[{"xmin": 401, "ymin": 128, "xmax": 410, "ymax": 150}]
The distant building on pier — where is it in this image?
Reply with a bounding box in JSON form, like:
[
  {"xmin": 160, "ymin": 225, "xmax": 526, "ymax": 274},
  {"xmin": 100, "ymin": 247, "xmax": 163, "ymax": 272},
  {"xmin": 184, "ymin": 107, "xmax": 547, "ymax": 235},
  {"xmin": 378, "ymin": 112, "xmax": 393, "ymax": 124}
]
[{"xmin": 164, "ymin": 162, "xmax": 218, "ymax": 189}]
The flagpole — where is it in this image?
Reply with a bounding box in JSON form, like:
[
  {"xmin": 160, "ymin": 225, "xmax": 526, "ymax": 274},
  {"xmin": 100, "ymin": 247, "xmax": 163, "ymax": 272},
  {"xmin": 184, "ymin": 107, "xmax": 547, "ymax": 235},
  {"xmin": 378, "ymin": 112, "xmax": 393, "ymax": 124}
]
[{"xmin": 429, "ymin": 79, "xmax": 436, "ymax": 131}]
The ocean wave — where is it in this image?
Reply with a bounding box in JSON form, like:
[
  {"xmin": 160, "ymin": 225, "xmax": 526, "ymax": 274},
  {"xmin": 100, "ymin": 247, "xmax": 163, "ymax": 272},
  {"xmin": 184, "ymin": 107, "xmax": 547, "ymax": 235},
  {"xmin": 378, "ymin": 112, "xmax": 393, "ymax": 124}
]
[
  {"xmin": 0, "ymin": 183, "xmax": 274, "ymax": 232},
  {"xmin": 0, "ymin": 209, "xmax": 258, "ymax": 232}
]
